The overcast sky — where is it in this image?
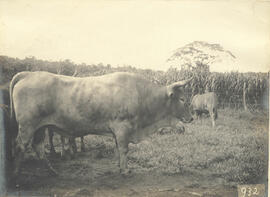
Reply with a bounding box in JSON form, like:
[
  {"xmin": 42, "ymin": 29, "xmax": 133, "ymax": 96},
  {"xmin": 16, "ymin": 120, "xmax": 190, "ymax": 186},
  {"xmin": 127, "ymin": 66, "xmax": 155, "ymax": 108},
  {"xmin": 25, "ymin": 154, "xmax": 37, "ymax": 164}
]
[{"xmin": 0, "ymin": 0, "xmax": 269, "ymax": 72}]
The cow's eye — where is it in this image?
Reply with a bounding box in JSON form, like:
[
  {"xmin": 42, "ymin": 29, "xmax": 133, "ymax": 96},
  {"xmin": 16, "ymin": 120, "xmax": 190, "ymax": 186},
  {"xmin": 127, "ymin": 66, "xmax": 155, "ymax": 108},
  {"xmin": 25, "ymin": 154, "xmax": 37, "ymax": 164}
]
[{"xmin": 179, "ymin": 98, "xmax": 185, "ymax": 102}]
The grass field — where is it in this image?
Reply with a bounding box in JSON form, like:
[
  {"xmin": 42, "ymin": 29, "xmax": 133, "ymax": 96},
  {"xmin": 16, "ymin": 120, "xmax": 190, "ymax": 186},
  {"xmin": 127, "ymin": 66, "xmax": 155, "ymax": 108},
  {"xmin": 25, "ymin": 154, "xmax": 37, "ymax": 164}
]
[
  {"xmin": 74, "ymin": 108, "xmax": 268, "ymax": 186},
  {"xmin": 12, "ymin": 108, "xmax": 268, "ymax": 196}
]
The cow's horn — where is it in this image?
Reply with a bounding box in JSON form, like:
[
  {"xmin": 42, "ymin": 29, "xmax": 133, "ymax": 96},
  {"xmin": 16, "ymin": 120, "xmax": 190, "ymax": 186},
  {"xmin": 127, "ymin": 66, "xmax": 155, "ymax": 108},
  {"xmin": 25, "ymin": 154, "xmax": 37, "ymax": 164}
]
[{"xmin": 168, "ymin": 77, "xmax": 193, "ymax": 89}]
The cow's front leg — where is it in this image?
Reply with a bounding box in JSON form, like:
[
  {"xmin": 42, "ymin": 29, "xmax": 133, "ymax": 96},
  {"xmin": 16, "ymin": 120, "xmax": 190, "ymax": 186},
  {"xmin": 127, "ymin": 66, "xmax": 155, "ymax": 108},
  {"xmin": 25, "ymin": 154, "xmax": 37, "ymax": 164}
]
[
  {"xmin": 112, "ymin": 134, "xmax": 120, "ymax": 167},
  {"xmin": 111, "ymin": 121, "xmax": 132, "ymax": 176},
  {"xmin": 117, "ymin": 140, "xmax": 129, "ymax": 175}
]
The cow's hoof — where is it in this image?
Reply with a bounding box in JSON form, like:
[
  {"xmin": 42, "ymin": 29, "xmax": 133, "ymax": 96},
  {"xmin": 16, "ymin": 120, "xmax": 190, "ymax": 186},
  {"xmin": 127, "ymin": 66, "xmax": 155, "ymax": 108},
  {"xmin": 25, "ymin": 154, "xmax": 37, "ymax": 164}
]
[
  {"xmin": 48, "ymin": 169, "xmax": 59, "ymax": 177},
  {"xmin": 8, "ymin": 173, "xmax": 19, "ymax": 185},
  {"xmin": 120, "ymin": 169, "xmax": 132, "ymax": 177},
  {"xmin": 61, "ymin": 152, "xmax": 72, "ymax": 160},
  {"xmin": 49, "ymin": 171, "xmax": 59, "ymax": 177},
  {"xmin": 71, "ymin": 154, "xmax": 76, "ymax": 160},
  {"xmin": 13, "ymin": 169, "xmax": 20, "ymax": 178},
  {"xmin": 50, "ymin": 151, "xmax": 58, "ymax": 158}
]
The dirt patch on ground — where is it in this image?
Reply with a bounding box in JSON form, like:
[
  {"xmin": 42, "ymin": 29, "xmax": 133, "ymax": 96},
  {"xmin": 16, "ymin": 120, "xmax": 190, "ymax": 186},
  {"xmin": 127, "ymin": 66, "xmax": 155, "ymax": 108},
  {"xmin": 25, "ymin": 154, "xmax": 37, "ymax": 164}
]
[{"xmin": 7, "ymin": 151, "xmax": 238, "ymax": 197}]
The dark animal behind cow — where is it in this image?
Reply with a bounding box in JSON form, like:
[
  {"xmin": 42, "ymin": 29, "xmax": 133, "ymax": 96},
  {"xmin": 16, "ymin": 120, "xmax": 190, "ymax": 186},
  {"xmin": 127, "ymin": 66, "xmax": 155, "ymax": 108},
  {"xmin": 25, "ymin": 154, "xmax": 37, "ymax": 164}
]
[
  {"xmin": 47, "ymin": 129, "xmax": 86, "ymax": 159},
  {"xmin": 0, "ymin": 78, "xmax": 21, "ymax": 190},
  {"xmin": 190, "ymin": 92, "xmax": 218, "ymax": 127}
]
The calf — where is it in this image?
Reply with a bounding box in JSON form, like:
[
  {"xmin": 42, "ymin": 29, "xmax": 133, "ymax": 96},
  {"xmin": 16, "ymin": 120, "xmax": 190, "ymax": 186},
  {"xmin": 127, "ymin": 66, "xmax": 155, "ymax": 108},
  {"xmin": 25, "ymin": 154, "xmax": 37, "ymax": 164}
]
[{"xmin": 190, "ymin": 92, "xmax": 218, "ymax": 127}]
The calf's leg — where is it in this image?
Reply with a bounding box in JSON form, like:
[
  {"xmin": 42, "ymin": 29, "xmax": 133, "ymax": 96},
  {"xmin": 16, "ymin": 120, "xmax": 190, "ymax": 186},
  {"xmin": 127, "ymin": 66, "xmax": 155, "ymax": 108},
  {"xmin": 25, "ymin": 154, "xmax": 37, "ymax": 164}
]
[
  {"xmin": 80, "ymin": 137, "xmax": 86, "ymax": 152},
  {"xmin": 210, "ymin": 109, "xmax": 216, "ymax": 128}
]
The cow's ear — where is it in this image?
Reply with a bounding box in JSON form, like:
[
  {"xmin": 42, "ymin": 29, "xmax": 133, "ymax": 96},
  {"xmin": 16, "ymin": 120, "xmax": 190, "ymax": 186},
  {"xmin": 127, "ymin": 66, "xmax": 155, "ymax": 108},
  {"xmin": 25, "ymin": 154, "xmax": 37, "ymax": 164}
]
[
  {"xmin": 167, "ymin": 77, "xmax": 193, "ymax": 98},
  {"xmin": 167, "ymin": 85, "xmax": 182, "ymax": 98}
]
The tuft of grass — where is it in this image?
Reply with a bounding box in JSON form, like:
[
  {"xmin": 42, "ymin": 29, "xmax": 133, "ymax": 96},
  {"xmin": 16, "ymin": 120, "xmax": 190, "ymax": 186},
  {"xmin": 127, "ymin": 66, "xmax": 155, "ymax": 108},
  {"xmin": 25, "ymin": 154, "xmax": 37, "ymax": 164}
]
[{"xmin": 81, "ymin": 135, "xmax": 116, "ymax": 157}]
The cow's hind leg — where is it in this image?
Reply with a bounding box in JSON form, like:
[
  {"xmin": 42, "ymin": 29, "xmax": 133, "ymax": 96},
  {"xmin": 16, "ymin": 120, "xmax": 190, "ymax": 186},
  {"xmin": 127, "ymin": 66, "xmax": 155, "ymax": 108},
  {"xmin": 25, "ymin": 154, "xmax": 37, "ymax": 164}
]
[
  {"xmin": 13, "ymin": 125, "xmax": 35, "ymax": 176},
  {"xmin": 32, "ymin": 127, "xmax": 58, "ymax": 176}
]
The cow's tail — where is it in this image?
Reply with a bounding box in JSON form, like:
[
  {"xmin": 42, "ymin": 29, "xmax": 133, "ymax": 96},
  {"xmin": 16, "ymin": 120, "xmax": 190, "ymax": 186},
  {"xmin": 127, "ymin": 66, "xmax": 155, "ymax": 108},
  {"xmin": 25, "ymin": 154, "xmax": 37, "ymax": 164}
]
[
  {"xmin": 7, "ymin": 72, "xmax": 27, "ymax": 162},
  {"xmin": 9, "ymin": 72, "xmax": 30, "ymax": 160}
]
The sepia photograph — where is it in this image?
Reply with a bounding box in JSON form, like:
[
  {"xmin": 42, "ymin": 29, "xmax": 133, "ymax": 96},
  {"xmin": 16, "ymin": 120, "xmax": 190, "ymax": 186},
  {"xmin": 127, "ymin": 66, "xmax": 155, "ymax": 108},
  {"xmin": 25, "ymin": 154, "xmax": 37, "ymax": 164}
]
[{"xmin": 0, "ymin": 0, "xmax": 269, "ymax": 196}]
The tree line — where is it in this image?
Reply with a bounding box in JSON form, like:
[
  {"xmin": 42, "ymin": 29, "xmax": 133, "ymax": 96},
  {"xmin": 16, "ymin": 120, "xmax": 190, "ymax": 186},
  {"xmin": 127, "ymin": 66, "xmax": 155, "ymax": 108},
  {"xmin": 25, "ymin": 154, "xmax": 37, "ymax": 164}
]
[{"xmin": 0, "ymin": 55, "xmax": 268, "ymax": 110}]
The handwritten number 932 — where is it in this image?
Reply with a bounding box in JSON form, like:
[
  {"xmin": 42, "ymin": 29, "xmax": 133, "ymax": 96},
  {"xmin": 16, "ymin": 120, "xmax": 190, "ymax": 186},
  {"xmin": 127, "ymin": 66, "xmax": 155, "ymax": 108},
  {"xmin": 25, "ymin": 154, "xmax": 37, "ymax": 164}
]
[{"xmin": 241, "ymin": 187, "xmax": 259, "ymax": 197}]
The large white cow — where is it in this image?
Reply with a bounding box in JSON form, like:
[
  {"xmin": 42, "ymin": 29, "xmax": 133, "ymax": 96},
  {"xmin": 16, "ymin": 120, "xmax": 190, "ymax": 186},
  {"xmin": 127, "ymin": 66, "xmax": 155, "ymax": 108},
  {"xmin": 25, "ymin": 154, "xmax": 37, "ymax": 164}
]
[{"xmin": 10, "ymin": 71, "xmax": 193, "ymax": 176}]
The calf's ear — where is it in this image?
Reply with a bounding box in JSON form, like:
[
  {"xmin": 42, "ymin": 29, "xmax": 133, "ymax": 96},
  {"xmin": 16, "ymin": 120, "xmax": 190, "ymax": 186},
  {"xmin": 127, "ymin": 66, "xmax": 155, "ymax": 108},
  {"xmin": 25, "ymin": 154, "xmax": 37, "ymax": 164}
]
[{"xmin": 167, "ymin": 77, "xmax": 193, "ymax": 98}]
